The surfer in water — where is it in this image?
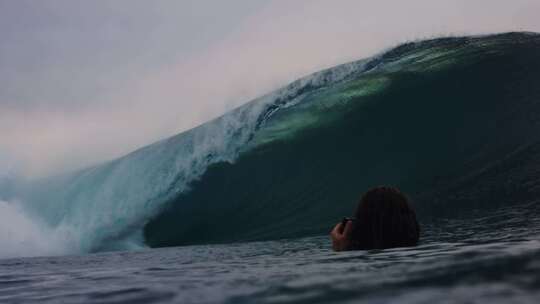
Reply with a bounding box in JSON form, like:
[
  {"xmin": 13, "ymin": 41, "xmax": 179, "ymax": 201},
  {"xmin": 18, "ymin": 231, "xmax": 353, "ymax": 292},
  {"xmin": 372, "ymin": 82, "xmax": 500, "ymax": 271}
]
[{"xmin": 330, "ymin": 186, "xmax": 420, "ymax": 251}]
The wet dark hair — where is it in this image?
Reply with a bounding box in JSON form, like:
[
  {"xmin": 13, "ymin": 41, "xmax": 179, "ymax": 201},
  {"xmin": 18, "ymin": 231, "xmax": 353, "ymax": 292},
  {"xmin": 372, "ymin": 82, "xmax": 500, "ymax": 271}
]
[{"xmin": 349, "ymin": 186, "xmax": 420, "ymax": 250}]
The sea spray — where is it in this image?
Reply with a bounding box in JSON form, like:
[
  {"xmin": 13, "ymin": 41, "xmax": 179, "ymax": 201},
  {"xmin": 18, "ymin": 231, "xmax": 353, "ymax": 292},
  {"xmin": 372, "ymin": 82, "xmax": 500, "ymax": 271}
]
[{"xmin": 0, "ymin": 199, "xmax": 73, "ymax": 259}]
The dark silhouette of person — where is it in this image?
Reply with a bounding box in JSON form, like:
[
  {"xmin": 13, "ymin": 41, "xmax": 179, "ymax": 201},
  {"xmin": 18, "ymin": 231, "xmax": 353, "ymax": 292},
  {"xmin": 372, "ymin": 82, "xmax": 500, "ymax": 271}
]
[{"xmin": 331, "ymin": 186, "xmax": 420, "ymax": 251}]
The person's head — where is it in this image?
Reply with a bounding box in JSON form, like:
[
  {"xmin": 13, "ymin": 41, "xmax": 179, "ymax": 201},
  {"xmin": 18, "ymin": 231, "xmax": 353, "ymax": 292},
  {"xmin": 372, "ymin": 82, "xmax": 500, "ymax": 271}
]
[{"xmin": 349, "ymin": 186, "xmax": 420, "ymax": 250}]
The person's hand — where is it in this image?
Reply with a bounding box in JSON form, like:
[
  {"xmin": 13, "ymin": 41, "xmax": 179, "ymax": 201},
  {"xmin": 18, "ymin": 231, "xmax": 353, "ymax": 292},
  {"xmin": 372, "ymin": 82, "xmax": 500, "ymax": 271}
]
[{"xmin": 330, "ymin": 220, "xmax": 353, "ymax": 251}]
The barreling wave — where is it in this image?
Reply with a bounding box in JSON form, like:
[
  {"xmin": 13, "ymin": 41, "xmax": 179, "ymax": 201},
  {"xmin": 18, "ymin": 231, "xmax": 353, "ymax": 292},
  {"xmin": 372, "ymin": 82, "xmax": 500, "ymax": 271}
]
[{"xmin": 11, "ymin": 32, "xmax": 540, "ymax": 253}]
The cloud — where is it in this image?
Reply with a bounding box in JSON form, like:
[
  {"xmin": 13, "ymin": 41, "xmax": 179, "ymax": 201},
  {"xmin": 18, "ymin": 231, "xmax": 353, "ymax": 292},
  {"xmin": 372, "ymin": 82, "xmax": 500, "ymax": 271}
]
[{"xmin": 1, "ymin": 0, "xmax": 539, "ymax": 178}]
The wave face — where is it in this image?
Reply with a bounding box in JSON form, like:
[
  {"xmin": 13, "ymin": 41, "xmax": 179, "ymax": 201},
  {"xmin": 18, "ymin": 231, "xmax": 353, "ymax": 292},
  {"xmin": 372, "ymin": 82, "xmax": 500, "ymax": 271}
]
[{"xmin": 13, "ymin": 32, "xmax": 540, "ymax": 252}]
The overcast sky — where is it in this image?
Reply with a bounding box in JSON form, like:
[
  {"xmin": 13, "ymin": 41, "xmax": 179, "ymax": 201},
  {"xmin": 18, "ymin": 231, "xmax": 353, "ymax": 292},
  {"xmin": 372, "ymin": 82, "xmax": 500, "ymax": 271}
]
[{"xmin": 1, "ymin": 0, "xmax": 540, "ymax": 178}]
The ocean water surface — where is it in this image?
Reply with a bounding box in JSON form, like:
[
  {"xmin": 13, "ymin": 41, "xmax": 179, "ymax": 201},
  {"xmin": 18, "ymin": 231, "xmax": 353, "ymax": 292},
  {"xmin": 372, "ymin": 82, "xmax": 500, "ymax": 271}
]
[{"xmin": 2, "ymin": 201, "xmax": 540, "ymax": 304}]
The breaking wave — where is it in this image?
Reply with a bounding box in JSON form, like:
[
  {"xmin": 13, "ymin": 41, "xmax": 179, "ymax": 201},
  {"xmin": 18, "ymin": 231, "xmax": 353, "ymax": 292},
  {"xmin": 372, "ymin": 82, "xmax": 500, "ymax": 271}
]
[{"xmin": 3, "ymin": 32, "xmax": 540, "ymax": 256}]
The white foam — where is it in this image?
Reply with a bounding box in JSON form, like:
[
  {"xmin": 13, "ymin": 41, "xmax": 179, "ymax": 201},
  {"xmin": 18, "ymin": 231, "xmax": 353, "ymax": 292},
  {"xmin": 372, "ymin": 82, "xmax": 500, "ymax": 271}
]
[{"xmin": 0, "ymin": 199, "xmax": 72, "ymax": 259}]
